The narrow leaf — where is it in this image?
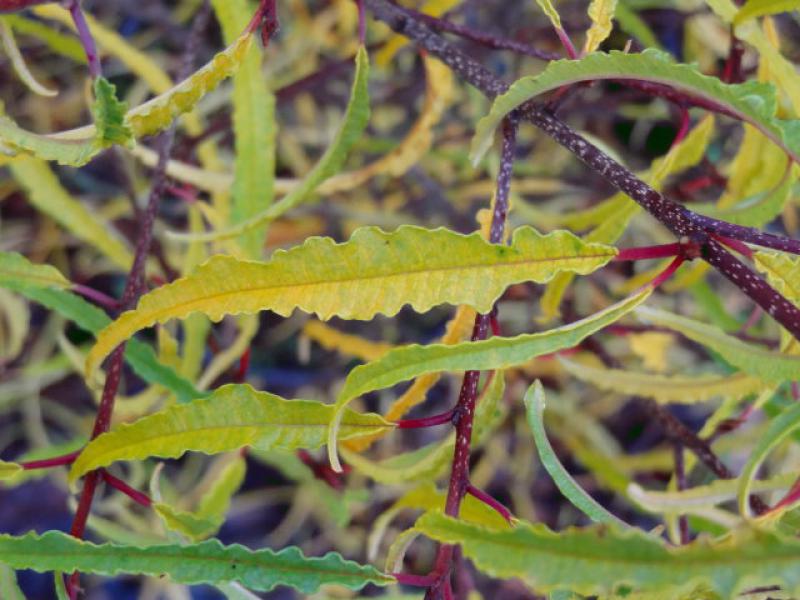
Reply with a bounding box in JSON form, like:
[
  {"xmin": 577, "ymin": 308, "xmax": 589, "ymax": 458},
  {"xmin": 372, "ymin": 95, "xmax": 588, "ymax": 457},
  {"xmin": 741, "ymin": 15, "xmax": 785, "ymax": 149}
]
[
  {"xmin": 69, "ymin": 383, "xmax": 393, "ymax": 481},
  {"xmin": 92, "ymin": 77, "xmax": 133, "ymax": 147},
  {"xmin": 0, "ymin": 531, "xmax": 393, "ymax": 593},
  {"xmin": 557, "ymin": 356, "xmax": 767, "ymax": 403},
  {"xmin": 329, "ymin": 289, "xmax": 651, "ymax": 470},
  {"xmin": 734, "ymin": 0, "xmax": 800, "ymax": 24},
  {"xmin": 738, "ymin": 402, "xmax": 800, "ymax": 517},
  {"xmin": 8, "ymin": 158, "xmax": 133, "ymax": 269},
  {"xmin": 170, "ymin": 45, "xmax": 371, "ymax": 243},
  {"xmin": 525, "ymin": 381, "xmax": 630, "ymax": 527},
  {"xmin": 0, "ymin": 252, "xmax": 202, "ymax": 402},
  {"xmin": 0, "ymin": 18, "xmax": 56, "ymax": 96},
  {"xmin": 416, "ymin": 511, "xmax": 800, "ymax": 597},
  {"xmin": 535, "ymin": 0, "xmax": 563, "ymax": 29},
  {"xmin": 471, "ymin": 49, "xmax": 800, "ymax": 165},
  {"xmin": 211, "ymin": 0, "xmax": 275, "ymax": 258},
  {"xmin": 0, "ymin": 564, "xmax": 24, "ymax": 600},
  {"xmin": 635, "ymin": 306, "xmax": 800, "ymax": 384},
  {"xmin": 86, "ymin": 226, "xmax": 617, "ymax": 377},
  {"xmin": 583, "ymin": 0, "xmax": 618, "ymax": 54}
]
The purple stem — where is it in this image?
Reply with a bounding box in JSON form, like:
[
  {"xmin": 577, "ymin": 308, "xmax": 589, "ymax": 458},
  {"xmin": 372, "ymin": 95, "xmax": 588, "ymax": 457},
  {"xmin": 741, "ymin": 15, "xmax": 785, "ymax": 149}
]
[
  {"xmin": 71, "ymin": 284, "xmax": 120, "ymax": 311},
  {"xmin": 101, "ymin": 470, "xmax": 152, "ymax": 508},
  {"xmin": 396, "ymin": 409, "xmax": 454, "ymax": 429},
  {"xmin": 64, "ymin": 0, "xmax": 101, "ymax": 79}
]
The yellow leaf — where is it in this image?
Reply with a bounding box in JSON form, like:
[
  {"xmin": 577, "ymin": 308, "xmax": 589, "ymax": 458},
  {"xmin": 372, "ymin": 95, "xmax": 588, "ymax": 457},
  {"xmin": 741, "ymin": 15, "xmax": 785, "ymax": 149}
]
[
  {"xmin": 583, "ymin": 0, "xmax": 618, "ymax": 54},
  {"xmin": 627, "ymin": 332, "xmax": 674, "ymax": 372},
  {"xmin": 86, "ymin": 226, "xmax": 617, "ymax": 378},
  {"xmin": 303, "ymin": 321, "xmax": 394, "ymax": 362},
  {"xmin": 0, "ymin": 460, "xmax": 22, "ymax": 481},
  {"xmin": 535, "ymin": 0, "xmax": 563, "ymax": 30}
]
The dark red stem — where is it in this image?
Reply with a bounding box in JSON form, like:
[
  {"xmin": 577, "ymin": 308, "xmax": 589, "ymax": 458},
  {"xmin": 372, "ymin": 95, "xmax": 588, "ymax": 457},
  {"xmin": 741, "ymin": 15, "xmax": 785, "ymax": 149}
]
[
  {"xmin": 466, "ymin": 483, "xmax": 513, "ymax": 523},
  {"xmin": 101, "ymin": 470, "xmax": 152, "ymax": 508},
  {"xmin": 20, "ymin": 450, "xmax": 81, "ymax": 470},
  {"xmin": 395, "ymin": 409, "xmax": 454, "ymax": 429},
  {"xmin": 71, "ymin": 284, "xmax": 120, "ymax": 311},
  {"xmin": 615, "ymin": 243, "xmax": 681, "ymax": 261}
]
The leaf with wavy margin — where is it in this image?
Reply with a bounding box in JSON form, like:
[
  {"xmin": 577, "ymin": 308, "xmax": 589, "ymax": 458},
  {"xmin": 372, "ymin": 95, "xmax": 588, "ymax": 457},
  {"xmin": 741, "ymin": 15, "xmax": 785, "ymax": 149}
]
[
  {"xmin": 416, "ymin": 511, "xmax": 800, "ymax": 596},
  {"xmin": 86, "ymin": 226, "xmax": 616, "ymax": 378},
  {"xmin": 583, "ymin": 0, "xmax": 618, "ymax": 54},
  {"xmin": 69, "ymin": 383, "xmax": 393, "ymax": 481},
  {"xmin": 470, "ymin": 49, "xmax": 800, "ymax": 165},
  {"xmin": 0, "ymin": 530, "xmax": 393, "ymax": 593},
  {"xmin": 329, "ymin": 289, "xmax": 652, "ymax": 471},
  {"xmin": 734, "ymin": 0, "xmax": 800, "ymax": 25}
]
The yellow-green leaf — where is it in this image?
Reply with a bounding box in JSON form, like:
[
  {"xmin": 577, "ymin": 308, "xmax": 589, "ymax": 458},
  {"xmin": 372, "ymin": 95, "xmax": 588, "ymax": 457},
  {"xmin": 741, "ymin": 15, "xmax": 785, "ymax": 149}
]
[
  {"xmin": 86, "ymin": 226, "xmax": 617, "ymax": 378},
  {"xmin": 0, "ymin": 460, "xmax": 22, "ymax": 481},
  {"xmin": 557, "ymin": 356, "xmax": 767, "ymax": 403},
  {"xmin": 535, "ymin": 0, "xmax": 563, "ymax": 29},
  {"xmin": 583, "ymin": 0, "xmax": 618, "ymax": 54},
  {"xmin": 69, "ymin": 384, "xmax": 393, "ymax": 481},
  {"xmin": 635, "ymin": 306, "xmax": 800, "ymax": 384},
  {"xmin": 170, "ymin": 45, "xmax": 371, "ymax": 244},
  {"xmin": 329, "ymin": 289, "xmax": 652, "ymax": 471},
  {"xmin": 0, "ymin": 251, "xmax": 70, "ymax": 290},
  {"xmin": 754, "ymin": 250, "xmax": 800, "ymax": 306},
  {"xmin": 734, "ymin": 0, "xmax": 800, "ymax": 25},
  {"xmin": 0, "ymin": 18, "xmax": 56, "ymax": 96}
]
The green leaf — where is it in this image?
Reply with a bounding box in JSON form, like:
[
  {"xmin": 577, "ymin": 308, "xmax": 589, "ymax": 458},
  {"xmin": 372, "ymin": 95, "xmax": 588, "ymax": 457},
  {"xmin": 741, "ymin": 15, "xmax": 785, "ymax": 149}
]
[
  {"xmin": 416, "ymin": 512, "xmax": 800, "ymax": 596},
  {"xmin": 92, "ymin": 77, "xmax": 133, "ymax": 147},
  {"xmin": 525, "ymin": 381, "xmax": 630, "ymax": 527},
  {"xmin": 8, "ymin": 158, "xmax": 134, "ymax": 270},
  {"xmin": 211, "ymin": 0, "xmax": 276, "ymax": 258},
  {"xmin": 69, "ymin": 383, "xmax": 393, "ymax": 481},
  {"xmin": 470, "ymin": 49, "xmax": 800, "ymax": 165},
  {"xmin": 329, "ymin": 289, "xmax": 651, "ymax": 470},
  {"xmin": 734, "ymin": 0, "xmax": 800, "ymax": 24},
  {"xmin": 0, "ymin": 252, "xmax": 203, "ymax": 403},
  {"xmin": 154, "ymin": 503, "xmax": 221, "ymax": 541},
  {"xmin": 0, "ymin": 531, "xmax": 394, "ymax": 593},
  {"xmin": 86, "ymin": 226, "xmax": 617, "ymax": 377},
  {"xmin": 0, "ymin": 18, "xmax": 57, "ymax": 96},
  {"xmin": 635, "ymin": 306, "xmax": 800, "ymax": 384},
  {"xmin": 170, "ymin": 45, "xmax": 371, "ymax": 244},
  {"xmin": 557, "ymin": 356, "xmax": 767, "ymax": 403},
  {"xmin": 738, "ymin": 402, "xmax": 800, "ymax": 517}
]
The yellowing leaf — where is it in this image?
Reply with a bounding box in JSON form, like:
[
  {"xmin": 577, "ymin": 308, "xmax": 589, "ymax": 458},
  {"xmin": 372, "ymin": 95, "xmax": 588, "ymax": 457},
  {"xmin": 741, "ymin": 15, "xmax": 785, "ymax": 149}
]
[
  {"xmin": 329, "ymin": 289, "xmax": 652, "ymax": 471},
  {"xmin": 754, "ymin": 250, "xmax": 800, "ymax": 305},
  {"xmin": 69, "ymin": 384, "xmax": 393, "ymax": 481},
  {"xmin": 303, "ymin": 321, "xmax": 394, "ymax": 362},
  {"xmin": 0, "ymin": 18, "xmax": 254, "ymax": 166},
  {"xmin": 86, "ymin": 226, "xmax": 617, "ymax": 377},
  {"xmin": 0, "ymin": 460, "xmax": 22, "ymax": 481},
  {"xmin": 627, "ymin": 332, "xmax": 673, "ymax": 372},
  {"xmin": 558, "ymin": 356, "xmax": 767, "ymax": 403},
  {"xmin": 155, "ymin": 504, "xmax": 220, "ymax": 541},
  {"xmin": 9, "ymin": 157, "xmax": 133, "ymax": 270},
  {"xmin": 535, "ymin": 0, "xmax": 563, "ymax": 29},
  {"xmin": 376, "ymin": 0, "xmax": 460, "ymax": 66},
  {"xmin": 583, "ymin": 0, "xmax": 618, "ymax": 54},
  {"xmin": 169, "ymin": 45, "xmax": 371, "ymax": 244},
  {"xmin": 734, "ymin": 0, "xmax": 800, "ymax": 26},
  {"xmin": 635, "ymin": 306, "xmax": 800, "ymax": 384}
]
